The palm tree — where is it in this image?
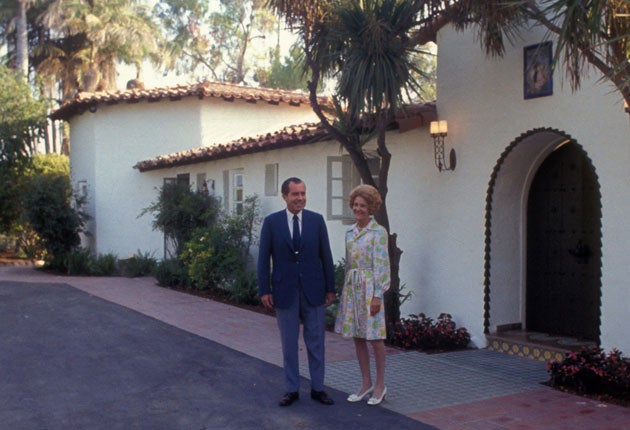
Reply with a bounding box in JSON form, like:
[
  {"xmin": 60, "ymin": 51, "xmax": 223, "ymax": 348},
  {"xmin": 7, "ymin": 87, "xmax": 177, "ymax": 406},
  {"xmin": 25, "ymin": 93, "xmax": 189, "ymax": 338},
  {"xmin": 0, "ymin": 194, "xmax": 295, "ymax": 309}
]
[
  {"xmin": 334, "ymin": 0, "xmax": 433, "ymax": 327},
  {"xmin": 32, "ymin": 0, "xmax": 161, "ymax": 155},
  {"xmin": 37, "ymin": 0, "xmax": 160, "ymax": 96},
  {"xmin": 270, "ymin": 0, "xmax": 432, "ymax": 329}
]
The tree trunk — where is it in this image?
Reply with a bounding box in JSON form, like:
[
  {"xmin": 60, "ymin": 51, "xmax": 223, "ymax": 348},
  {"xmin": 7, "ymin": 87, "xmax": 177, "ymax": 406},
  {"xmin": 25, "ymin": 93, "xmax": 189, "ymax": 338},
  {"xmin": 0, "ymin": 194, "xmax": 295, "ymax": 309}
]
[
  {"xmin": 51, "ymin": 119, "xmax": 58, "ymax": 154},
  {"xmin": 373, "ymin": 118, "xmax": 402, "ymax": 337},
  {"xmin": 15, "ymin": 0, "xmax": 28, "ymax": 77},
  {"xmin": 385, "ymin": 233, "xmax": 402, "ymax": 335},
  {"xmin": 61, "ymin": 122, "xmax": 70, "ymax": 155},
  {"xmin": 306, "ymin": 58, "xmax": 404, "ymax": 334}
]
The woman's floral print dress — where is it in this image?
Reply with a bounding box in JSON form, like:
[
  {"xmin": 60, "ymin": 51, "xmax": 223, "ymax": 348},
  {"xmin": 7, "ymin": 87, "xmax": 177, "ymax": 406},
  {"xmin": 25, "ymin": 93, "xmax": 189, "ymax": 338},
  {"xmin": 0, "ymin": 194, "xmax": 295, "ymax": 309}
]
[{"xmin": 334, "ymin": 218, "xmax": 391, "ymax": 340}]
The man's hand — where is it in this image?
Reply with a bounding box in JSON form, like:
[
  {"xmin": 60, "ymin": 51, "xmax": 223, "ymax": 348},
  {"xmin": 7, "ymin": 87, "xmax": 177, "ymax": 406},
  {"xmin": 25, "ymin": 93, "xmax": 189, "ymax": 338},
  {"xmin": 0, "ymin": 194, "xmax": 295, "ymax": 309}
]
[
  {"xmin": 325, "ymin": 292, "xmax": 336, "ymax": 307},
  {"xmin": 261, "ymin": 294, "xmax": 274, "ymax": 309}
]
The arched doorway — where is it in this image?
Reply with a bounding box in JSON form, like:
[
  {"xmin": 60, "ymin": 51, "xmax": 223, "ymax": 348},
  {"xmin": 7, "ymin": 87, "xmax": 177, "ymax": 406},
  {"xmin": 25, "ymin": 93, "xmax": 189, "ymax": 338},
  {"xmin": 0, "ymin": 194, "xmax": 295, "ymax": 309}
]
[
  {"xmin": 484, "ymin": 129, "xmax": 602, "ymax": 345},
  {"xmin": 526, "ymin": 142, "xmax": 601, "ymax": 341}
]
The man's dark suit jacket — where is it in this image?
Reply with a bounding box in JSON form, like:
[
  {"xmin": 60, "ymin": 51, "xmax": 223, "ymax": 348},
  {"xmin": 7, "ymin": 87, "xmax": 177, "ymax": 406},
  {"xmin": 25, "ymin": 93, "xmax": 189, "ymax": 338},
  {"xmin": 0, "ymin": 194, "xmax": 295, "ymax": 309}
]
[{"xmin": 257, "ymin": 209, "xmax": 335, "ymax": 309}]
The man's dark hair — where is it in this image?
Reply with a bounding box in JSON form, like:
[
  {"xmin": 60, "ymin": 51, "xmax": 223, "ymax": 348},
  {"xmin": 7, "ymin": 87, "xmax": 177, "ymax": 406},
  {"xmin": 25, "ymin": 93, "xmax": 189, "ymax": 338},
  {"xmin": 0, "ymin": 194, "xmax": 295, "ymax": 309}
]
[{"xmin": 281, "ymin": 177, "xmax": 304, "ymax": 195}]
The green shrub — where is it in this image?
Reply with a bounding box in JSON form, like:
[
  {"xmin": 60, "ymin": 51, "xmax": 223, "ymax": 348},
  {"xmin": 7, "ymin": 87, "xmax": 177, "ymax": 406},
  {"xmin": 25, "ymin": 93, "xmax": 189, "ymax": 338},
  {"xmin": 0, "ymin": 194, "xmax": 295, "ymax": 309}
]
[
  {"xmin": 65, "ymin": 248, "xmax": 93, "ymax": 275},
  {"xmin": 154, "ymin": 258, "xmax": 190, "ymax": 287},
  {"xmin": 0, "ymin": 234, "xmax": 12, "ymax": 253},
  {"xmin": 180, "ymin": 225, "xmax": 242, "ymax": 290},
  {"xmin": 226, "ymin": 271, "xmax": 259, "ymax": 305},
  {"xmin": 180, "ymin": 195, "xmax": 261, "ymax": 291},
  {"xmin": 31, "ymin": 153, "xmax": 69, "ymax": 177},
  {"xmin": 91, "ymin": 253, "xmax": 117, "ymax": 276},
  {"xmin": 22, "ymin": 172, "xmax": 87, "ymax": 271},
  {"xmin": 15, "ymin": 226, "xmax": 45, "ymax": 260},
  {"xmin": 121, "ymin": 250, "xmax": 156, "ymax": 277},
  {"xmin": 140, "ymin": 182, "xmax": 220, "ymax": 256},
  {"xmin": 334, "ymin": 258, "xmax": 346, "ymax": 291},
  {"xmin": 387, "ymin": 313, "xmax": 471, "ymax": 351},
  {"xmin": 65, "ymin": 248, "xmax": 118, "ymax": 276}
]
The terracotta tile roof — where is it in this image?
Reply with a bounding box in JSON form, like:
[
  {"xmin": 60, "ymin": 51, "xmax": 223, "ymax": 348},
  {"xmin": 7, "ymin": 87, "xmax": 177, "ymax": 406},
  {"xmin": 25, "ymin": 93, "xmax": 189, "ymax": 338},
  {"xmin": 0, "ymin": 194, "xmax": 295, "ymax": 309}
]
[
  {"xmin": 134, "ymin": 122, "xmax": 329, "ymax": 172},
  {"xmin": 133, "ymin": 102, "xmax": 437, "ymax": 172},
  {"xmin": 50, "ymin": 81, "xmax": 325, "ymax": 121}
]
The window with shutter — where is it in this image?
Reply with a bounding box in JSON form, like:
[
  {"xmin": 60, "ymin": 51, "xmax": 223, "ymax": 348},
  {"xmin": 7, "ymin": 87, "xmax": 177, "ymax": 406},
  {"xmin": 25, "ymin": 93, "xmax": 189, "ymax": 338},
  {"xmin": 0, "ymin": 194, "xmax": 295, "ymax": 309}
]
[{"xmin": 327, "ymin": 155, "xmax": 380, "ymax": 222}]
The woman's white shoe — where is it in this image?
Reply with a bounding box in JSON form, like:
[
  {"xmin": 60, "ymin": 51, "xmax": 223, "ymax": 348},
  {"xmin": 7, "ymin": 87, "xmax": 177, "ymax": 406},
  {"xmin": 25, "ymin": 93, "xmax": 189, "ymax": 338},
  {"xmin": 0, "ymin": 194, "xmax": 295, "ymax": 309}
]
[
  {"xmin": 346, "ymin": 385, "xmax": 374, "ymax": 402},
  {"xmin": 367, "ymin": 386, "xmax": 387, "ymax": 406}
]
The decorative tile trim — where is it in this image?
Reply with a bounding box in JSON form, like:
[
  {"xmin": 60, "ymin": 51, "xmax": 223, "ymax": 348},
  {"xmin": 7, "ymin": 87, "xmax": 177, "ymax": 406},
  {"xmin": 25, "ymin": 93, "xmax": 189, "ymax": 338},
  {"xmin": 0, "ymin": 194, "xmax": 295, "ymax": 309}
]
[{"xmin": 487, "ymin": 337, "xmax": 565, "ymax": 362}]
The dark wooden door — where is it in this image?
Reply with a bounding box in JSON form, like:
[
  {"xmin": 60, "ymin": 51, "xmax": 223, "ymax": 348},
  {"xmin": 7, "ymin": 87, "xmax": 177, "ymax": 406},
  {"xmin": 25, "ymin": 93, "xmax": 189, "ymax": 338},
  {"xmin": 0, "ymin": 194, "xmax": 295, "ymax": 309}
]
[{"xmin": 526, "ymin": 142, "xmax": 601, "ymax": 340}]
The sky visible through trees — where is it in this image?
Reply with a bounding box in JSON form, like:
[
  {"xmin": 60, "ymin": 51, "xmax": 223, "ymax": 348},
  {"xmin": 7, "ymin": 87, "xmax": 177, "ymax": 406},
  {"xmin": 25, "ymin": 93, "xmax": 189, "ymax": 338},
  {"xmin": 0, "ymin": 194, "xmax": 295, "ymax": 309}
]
[{"xmin": 116, "ymin": 0, "xmax": 298, "ymax": 89}]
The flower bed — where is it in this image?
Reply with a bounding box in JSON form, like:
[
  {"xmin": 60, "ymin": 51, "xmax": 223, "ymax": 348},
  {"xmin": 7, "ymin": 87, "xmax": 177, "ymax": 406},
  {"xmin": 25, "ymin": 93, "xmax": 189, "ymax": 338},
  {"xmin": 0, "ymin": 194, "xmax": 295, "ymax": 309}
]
[
  {"xmin": 387, "ymin": 312, "xmax": 471, "ymax": 351},
  {"xmin": 547, "ymin": 346, "xmax": 629, "ymax": 406}
]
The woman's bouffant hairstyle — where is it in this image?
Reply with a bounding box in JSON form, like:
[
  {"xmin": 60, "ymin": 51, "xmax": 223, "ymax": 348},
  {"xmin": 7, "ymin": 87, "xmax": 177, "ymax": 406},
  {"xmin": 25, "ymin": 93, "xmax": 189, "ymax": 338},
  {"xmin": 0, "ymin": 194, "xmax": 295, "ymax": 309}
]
[{"xmin": 348, "ymin": 184, "xmax": 382, "ymax": 215}]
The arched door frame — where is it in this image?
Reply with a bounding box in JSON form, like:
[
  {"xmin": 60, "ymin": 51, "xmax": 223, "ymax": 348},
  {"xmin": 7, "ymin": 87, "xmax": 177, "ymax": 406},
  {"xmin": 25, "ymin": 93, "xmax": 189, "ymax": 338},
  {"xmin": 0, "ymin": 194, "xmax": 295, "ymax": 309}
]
[{"xmin": 483, "ymin": 128, "xmax": 602, "ymax": 338}]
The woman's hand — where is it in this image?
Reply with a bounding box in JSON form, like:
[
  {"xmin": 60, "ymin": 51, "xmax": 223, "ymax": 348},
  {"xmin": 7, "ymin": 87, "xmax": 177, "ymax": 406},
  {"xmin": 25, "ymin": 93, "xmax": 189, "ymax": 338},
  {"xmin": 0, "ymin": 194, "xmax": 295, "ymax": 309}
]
[
  {"xmin": 370, "ymin": 297, "xmax": 382, "ymax": 316},
  {"xmin": 325, "ymin": 292, "xmax": 336, "ymax": 307}
]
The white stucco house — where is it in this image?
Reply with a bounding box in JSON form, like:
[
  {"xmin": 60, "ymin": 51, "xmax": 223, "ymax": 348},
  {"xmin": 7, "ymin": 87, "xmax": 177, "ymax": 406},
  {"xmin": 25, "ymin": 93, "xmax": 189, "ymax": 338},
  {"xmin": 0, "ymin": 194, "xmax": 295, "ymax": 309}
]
[{"xmin": 51, "ymin": 22, "xmax": 629, "ymax": 355}]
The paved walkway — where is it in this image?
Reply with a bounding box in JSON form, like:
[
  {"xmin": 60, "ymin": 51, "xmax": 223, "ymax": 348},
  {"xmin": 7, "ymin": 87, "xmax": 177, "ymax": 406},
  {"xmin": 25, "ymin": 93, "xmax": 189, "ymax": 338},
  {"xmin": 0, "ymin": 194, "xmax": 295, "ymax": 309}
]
[{"xmin": 2, "ymin": 266, "xmax": 628, "ymax": 429}]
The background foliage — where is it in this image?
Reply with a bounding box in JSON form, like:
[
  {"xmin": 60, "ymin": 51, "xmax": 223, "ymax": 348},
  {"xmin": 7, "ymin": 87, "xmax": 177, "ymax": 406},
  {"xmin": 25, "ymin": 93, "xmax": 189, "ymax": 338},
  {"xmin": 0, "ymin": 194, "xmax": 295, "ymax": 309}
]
[
  {"xmin": 141, "ymin": 181, "xmax": 221, "ymax": 257},
  {"xmin": 0, "ymin": 65, "xmax": 48, "ymax": 234},
  {"xmin": 179, "ymin": 194, "xmax": 261, "ymax": 303},
  {"xmin": 21, "ymin": 166, "xmax": 87, "ymax": 270}
]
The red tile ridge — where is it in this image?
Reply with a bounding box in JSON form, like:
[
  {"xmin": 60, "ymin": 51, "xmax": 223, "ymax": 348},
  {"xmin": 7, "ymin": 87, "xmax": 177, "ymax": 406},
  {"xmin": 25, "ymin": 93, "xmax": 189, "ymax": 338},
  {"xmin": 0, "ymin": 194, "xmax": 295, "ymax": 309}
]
[{"xmin": 50, "ymin": 81, "xmax": 328, "ymax": 121}]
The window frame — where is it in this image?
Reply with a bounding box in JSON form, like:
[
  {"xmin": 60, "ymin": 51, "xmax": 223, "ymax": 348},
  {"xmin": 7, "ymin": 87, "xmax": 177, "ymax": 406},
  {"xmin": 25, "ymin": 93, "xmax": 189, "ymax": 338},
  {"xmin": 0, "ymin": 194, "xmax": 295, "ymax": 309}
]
[{"xmin": 326, "ymin": 154, "xmax": 380, "ymax": 223}]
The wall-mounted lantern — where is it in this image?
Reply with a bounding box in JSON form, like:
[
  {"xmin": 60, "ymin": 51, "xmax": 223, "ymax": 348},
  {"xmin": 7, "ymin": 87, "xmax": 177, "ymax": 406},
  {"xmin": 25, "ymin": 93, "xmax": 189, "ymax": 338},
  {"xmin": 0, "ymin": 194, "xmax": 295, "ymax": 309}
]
[{"xmin": 429, "ymin": 120, "xmax": 456, "ymax": 172}]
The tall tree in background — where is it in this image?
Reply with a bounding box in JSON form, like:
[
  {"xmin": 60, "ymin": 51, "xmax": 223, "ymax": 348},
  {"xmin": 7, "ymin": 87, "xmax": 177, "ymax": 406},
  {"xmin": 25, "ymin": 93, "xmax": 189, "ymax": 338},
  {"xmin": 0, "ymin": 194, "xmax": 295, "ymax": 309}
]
[
  {"xmin": 255, "ymin": 42, "xmax": 309, "ymax": 90},
  {"xmin": 155, "ymin": 0, "xmax": 278, "ymax": 84},
  {"xmin": 209, "ymin": 0, "xmax": 277, "ymax": 84},
  {"xmin": 32, "ymin": 0, "xmax": 161, "ymax": 154},
  {"xmin": 0, "ymin": 0, "xmax": 41, "ymax": 77},
  {"xmin": 153, "ymin": 0, "xmax": 213, "ymax": 79},
  {"xmin": 15, "ymin": 0, "xmax": 29, "ymax": 76},
  {"xmin": 36, "ymin": 0, "xmax": 160, "ymax": 97}
]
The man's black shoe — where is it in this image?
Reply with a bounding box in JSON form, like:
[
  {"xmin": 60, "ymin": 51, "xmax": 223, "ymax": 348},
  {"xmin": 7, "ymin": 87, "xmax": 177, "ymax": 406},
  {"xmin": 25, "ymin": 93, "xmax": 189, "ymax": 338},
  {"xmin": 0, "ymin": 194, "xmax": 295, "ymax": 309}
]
[
  {"xmin": 279, "ymin": 392, "xmax": 299, "ymax": 407},
  {"xmin": 310, "ymin": 390, "xmax": 334, "ymax": 405}
]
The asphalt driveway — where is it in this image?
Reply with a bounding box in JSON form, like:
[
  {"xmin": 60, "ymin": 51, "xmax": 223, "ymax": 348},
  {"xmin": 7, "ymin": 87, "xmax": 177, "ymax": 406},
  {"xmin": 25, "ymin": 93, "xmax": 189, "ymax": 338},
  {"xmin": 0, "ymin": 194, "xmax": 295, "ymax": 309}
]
[{"xmin": 0, "ymin": 281, "xmax": 433, "ymax": 430}]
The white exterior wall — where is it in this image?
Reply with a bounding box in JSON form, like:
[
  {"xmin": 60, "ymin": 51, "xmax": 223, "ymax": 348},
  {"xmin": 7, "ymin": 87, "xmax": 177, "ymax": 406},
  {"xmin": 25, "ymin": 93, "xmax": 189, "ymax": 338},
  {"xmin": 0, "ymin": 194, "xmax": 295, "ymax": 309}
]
[
  {"xmin": 434, "ymin": 25, "xmax": 630, "ymax": 351},
  {"xmin": 387, "ymin": 126, "xmax": 489, "ymax": 347},
  {"xmin": 69, "ymin": 97, "xmax": 318, "ymax": 259},
  {"xmin": 199, "ymin": 100, "xmax": 317, "ymax": 146},
  {"xmin": 69, "ymin": 114, "xmax": 97, "ymax": 250},
  {"xmin": 68, "ymin": 24, "xmax": 630, "ymax": 352}
]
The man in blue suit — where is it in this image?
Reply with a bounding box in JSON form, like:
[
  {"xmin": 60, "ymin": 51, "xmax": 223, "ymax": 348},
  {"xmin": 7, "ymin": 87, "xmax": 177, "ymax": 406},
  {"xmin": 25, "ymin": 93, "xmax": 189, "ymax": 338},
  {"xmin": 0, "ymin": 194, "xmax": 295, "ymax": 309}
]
[{"xmin": 258, "ymin": 177, "xmax": 336, "ymax": 407}]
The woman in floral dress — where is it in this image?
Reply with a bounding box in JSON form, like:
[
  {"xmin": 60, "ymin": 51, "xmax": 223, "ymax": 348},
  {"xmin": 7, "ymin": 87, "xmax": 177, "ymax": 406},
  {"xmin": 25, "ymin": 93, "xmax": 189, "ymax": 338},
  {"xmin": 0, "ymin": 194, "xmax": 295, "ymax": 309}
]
[{"xmin": 334, "ymin": 184, "xmax": 390, "ymax": 406}]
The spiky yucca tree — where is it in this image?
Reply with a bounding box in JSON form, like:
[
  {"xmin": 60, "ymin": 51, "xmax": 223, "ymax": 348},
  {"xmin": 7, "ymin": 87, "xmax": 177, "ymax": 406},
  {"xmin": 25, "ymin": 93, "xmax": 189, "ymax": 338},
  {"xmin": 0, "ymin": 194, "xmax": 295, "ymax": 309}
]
[{"xmin": 269, "ymin": 0, "xmax": 433, "ymax": 331}]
